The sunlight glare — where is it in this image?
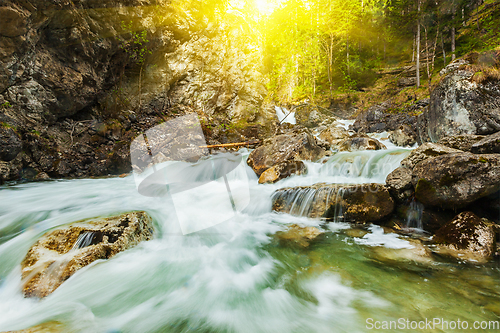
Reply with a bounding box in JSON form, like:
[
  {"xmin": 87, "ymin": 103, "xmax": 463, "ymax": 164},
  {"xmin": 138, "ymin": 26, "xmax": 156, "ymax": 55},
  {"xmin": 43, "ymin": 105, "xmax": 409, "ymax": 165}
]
[{"xmin": 254, "ymin": 0, "xmax": 280, "ymax": 15}]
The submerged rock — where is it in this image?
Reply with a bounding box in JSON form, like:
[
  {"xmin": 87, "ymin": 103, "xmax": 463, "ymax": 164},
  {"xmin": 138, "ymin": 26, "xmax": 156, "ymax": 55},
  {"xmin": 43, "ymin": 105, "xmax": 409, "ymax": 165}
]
[
  {"xmin": 275, "ymin": 224, "xmax": 323, "ymax": 248},
  {"xmin": 471, "ymin": 131, "xmax": 500, "ymax": 154},
  {"xmin": 272, "ymin": 183, "xmax": 394, "ymax": 223},
  {"xmin": 337, "ymin": 135, "xmax": 386, "ymax": 152},
  {"xmin": 400, "ymin": 143, "xmax": 462, "ymax": 170},
  {"xmin": 437, "ymin": 134, "xmax": 485, "ymax": 152},
  {"xmin": 389, "ymin": 125, "xmax": 416, "ymax": 147},
  {"xmin": 413, "ymin": 153, "xmax": 500, "ymax": 210},
  {"xmin": 433, "ymin": 211, "xmax": 498, "ymax": 261},
  {"xmin": 258, "ymin": 160, "xmax": 306, "ymax": 184},
  {"xmin": 21, "ymin": 211, "xmax": 153, "ymax": 298},
  {"xmin": 5, "ymin": 321, "xmax": 65, "ymax": 333},
  {"xmin": 247, "ymin": 128, "xmax": 325, "ymax": 176}
]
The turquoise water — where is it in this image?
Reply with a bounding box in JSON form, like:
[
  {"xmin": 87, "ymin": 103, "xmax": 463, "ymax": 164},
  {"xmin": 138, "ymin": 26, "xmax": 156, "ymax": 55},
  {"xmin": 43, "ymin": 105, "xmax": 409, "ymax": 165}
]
[{"xmin": 0, "ymin": 146, "xmax": 498, "ymax": 333}]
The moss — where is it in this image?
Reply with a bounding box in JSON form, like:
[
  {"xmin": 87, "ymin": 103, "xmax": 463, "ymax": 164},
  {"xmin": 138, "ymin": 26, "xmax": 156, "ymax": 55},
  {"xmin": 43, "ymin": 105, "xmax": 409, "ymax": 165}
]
[
  {"xmin": 415, "ymin": 178, "xmax": 436, "ymax": 201},
  {"xmin": 479, "ymin": 156, "xmax": 488, "ymax": 163}
]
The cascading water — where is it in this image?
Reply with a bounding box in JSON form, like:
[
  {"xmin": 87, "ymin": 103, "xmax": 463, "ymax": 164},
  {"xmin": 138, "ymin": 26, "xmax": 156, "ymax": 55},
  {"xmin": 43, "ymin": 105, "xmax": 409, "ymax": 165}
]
[
  {"xmin": 0, "ymin": 133, "xmax": 499, "ymax": 333},
  {"xmin": 405, "ymin": 199, "xmax": 424, "ymax": 230},
  {"xmin": 275, "ymin": 106, "xmax": 296, "ymax": 125}
]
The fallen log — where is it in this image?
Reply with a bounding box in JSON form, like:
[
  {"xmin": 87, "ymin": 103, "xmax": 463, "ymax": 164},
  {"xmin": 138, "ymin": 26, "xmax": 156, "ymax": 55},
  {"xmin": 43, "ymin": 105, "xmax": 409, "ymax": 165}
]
[{"xmin": 199, "ymin": 139, "xmax": 260, "ymax": 149}]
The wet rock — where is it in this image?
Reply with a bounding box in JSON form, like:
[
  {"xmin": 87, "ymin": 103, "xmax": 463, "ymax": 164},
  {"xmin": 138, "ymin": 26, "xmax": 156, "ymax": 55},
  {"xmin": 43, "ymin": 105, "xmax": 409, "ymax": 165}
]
[
  {"xmin": 418, "ymin": 58, "xmax": 500, "ymax": 142},
  {"xmin": 272, "ymin": 183, "xmax": 394, "ymax": 223},
  {"xmin": 352, "ymin": 101, "xmax": 419, "ymax": 133},
  {"xmin": 471, "ymin": 131, "xmax": 500, "ymax": 154},
  {"xmin": 371, "ymin": 238, "xmax": 433, "ymax": 264},
  {"xmin": 385, "ymin": 167, "xmax": 413, "ymax": 203},
  {"xmin": 433, "ymin": 211, "xmax": 498, "ymax": 261},
  {"xmin": 318, "ymin": 125, "xmax": 349, "ymax": 148},
  {"xmin": 21, "ymin": 211, "xmax": 153, "ymax": 298},
  {"xmin": 400, "ymin": 143, "xmax": 462, "ymax": 170},
  {"xmin": 258, "ymin": 160, "xmax": 306, "ymax": 184},
  {"xmin": 437, "ymin": 134, "xmax": 486, "ymax": 152},
  {"xmin": 338, "ymin": 135, "xmax": 386, "ymax": 152},
  {"xmin": 389, "ymin": 125, "xmax": 416, "ymax": 147},
  {"xmin": 5, "ymin": 321, "xmax": 65, "ymax": 333},
  {"xmin": 413, "ymin": 153, "xmax": 500, "ymax": 210},
  {"xmin": 275, "ymin": 224, "xmax": 323, "ymax": 248},
  {"xmin": 0, "ymin": 126, "xmax": 22, "ymax": 161},
  {"xmin": 247, "ymin": 128, "xmax": 325, "ymax": 176}
]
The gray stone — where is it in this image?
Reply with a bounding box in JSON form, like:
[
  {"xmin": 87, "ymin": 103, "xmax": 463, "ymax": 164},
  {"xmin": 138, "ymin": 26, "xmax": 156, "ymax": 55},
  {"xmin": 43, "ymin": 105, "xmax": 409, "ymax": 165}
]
[
  {"xmin": 418, "ymin": 59, "xmax": 500, "ymax": 142},
  {"xmin": 385, "ymin": 166, "xmax": 413, "ymax": 203},
  {"xmin": 338, "ymin": 136, "xmax": 386, "ymax": 152},
  {"xmin": 401, "ymin": 143, "xmax": 462, "ymax": 170},
  {"xmin": 471, "ymin": 131, "xmax": 500, "ymax": 154},
  {"xmin": 413, "ymin": 153, "xmax": 500, "ymax": 210},
  {"xmin": 0, "ymin": 126, "xmax": 22, "ymax": 161},
  {"xmin": 437, "ymin": 134, "xmax": 486, "ymax": 152},
  {"xmin": 389, "ymin": 125, "xmax": 416, "ymax": 147},
  {"xmin": 247, "ymin": 127, "xmax": 325, "ymax": 176}
]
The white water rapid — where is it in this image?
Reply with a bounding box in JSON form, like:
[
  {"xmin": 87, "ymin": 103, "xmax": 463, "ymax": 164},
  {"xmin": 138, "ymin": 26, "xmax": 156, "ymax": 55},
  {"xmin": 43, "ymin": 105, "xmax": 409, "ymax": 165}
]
[{"xmin": 0, "ymin": 130, "xmax": 499, "ymax": 333}]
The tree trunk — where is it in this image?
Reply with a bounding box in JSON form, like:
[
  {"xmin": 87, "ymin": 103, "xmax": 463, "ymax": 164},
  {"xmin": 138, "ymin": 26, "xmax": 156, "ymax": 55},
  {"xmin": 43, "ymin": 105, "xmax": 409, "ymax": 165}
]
[
  {"xmin": 412, "ymin": 32, "xmax": 416, "ymax": 63},
  {"xmin": 451, "ymin": 2, "xmax": 456, "ymax": 61},
  {"xmin": 441, "ymin": 31, "xmax": 446, "ymax": 66},
  {"xmin": 346, "ymin": 35, "xmax": 350, "ymax": 77},
  {"xmin": 416, "ymin": 0, "xmax": 421, "ymax": 88},
  {"xmin": 139, "ymin": 65, "xmax": 143, "ymax": 111}
]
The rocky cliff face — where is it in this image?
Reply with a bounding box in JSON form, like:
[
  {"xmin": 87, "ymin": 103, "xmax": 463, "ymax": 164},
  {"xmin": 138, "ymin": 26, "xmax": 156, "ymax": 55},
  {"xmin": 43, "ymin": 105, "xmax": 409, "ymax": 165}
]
[{"xmin": 0, "ymin": 0, "xmax": 273, "ymax": 183}]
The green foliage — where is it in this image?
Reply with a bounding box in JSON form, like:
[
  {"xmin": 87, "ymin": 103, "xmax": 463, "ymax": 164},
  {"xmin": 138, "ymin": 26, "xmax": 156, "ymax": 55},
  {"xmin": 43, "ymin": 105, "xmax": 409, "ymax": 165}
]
[
  {"xmin": 119, "ymin": 21, "xmax": 152, "ymax": 66},
  {"xmin": 1, "ymin": 101, "xmax": 12, "ymax": 108}
]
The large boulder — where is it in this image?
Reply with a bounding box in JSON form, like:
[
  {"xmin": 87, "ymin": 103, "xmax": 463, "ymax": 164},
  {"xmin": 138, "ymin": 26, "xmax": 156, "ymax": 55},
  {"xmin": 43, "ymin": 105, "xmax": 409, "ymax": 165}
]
[
  {"xmin": 258, "ymin": 160, "xmax": 306, "ymax": 184},
  {"xmin": 272, "ymin": 183, "xmax": 394, "ymax": 223},
  {"xmin": 385, "ymin": 166, "xmax": 413, "ymax": 203},
  {"xmin": 413, "ymin": 153, "xmax": 500, "ymax": 210},
  {"xmin": 400, "ymin": 143, "xmax": 462, "ymax": 170},
  {"xmin": 318, "ymin": 125, "xmax": 349, "ymax": 147},
  {"xmin": 338, "ymin": 135, "xmax": 386, "ymax": 152},
  {"xmin": 433, "ymin": 211, "xmax": 498, "ymax": 261},
  {"xmin": 352, "ymin": 101, "xmax": 421, "ymax": 133},
  {"xmin": 247, "ymin": 128, "xmax": 325, "ymax": 176},
  {"xmin": 418, "ymin": 58, "xmax": 500, "ymax": 142},
  {"xmin": 389, "ymin": 125, "xmax": 416, "ymax": 147},
  {"xmin": 21, "ymin": 211, "xmax": 153, "ymax": 298},
  {"xmin": 437, "ymin": 134, "xmax": 486, "ymax": 152},
  {"xmin": 471, "ymin": 131, "xmax": 500, "ymax": 154}
]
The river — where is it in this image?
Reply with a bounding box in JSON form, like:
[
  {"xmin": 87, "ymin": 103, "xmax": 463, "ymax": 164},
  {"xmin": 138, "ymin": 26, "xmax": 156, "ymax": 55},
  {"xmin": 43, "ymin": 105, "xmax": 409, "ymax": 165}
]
[{"xmin": 0, "ymin": 128, "xmax": 499, "ymax": 332}]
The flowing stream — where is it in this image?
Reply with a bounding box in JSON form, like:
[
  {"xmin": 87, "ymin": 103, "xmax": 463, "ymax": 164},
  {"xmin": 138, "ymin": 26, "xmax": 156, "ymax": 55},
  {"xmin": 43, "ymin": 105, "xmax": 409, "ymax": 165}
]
[{"xmin": 0, "ymin": 132, "xmax": 499, "ymax": 332}]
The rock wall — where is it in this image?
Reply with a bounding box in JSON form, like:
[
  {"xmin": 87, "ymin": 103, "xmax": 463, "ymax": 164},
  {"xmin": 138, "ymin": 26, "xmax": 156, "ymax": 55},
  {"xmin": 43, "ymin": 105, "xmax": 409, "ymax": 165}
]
[{"xmin": 0, "ymin": 0, "xmax": 273, "ymax": 182}]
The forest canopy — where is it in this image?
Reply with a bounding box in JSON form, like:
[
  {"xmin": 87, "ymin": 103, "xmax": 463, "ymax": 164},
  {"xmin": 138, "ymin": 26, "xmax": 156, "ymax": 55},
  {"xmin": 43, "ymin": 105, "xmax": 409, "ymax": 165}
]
[{"xmin": 173, "ymin": 0, "xmax": 497, "ymax": 104}]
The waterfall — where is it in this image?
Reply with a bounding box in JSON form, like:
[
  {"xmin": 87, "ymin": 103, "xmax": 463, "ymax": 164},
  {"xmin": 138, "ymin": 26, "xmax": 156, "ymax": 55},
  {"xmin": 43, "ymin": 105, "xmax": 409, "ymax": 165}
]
[
  {"xmin": 275, "ymin": 106, "xmax": 296, "ymax": 125},
  {"xmin": 71, "ymin": 231, "xmax": 97, "ymax": 250},
  {"xmin": 405, "ymin": 199, "xmax": 424, "ymax": 230},
  {"xmin": 316, "ymin": 148, "xmax": 411, "ymax": 184},
  {"xmin": 271, "ymin": 185, "xmax": 346, "ymax": 220}
]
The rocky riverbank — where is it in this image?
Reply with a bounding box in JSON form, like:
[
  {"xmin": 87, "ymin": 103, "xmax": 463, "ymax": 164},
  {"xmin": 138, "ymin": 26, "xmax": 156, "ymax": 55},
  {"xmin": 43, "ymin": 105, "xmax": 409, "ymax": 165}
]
[{"xmin": 247, "ymin": 57, "xmax": 500, "ymax": 262}]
